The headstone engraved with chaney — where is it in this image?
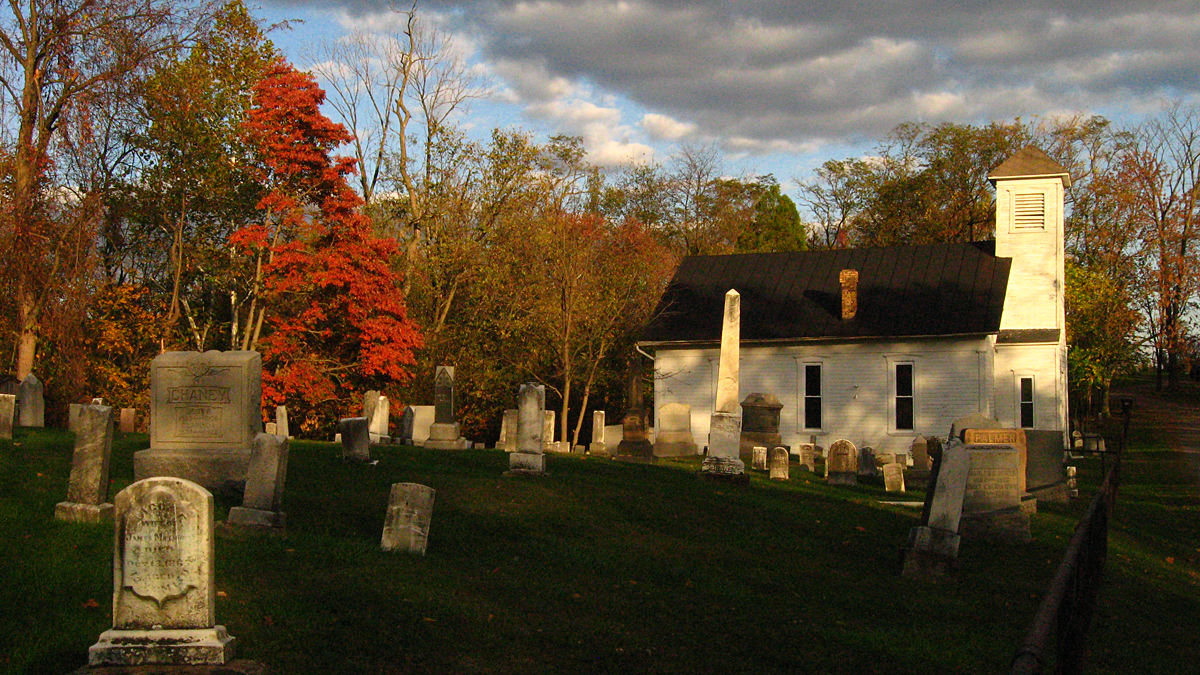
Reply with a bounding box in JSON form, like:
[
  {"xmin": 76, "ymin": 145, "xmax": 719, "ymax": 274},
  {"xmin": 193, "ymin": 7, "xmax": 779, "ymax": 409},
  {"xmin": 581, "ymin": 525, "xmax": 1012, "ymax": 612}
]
[
  {"xmin": 17, "ymin": 373, "xmax": 44, "ymax": 427},
  {"xmin": 56, "ymin": 405, "xmax": 115, "ymax": 523},
  {"xmin": 227, "ymin": 433, "xmax": 289, "ymax": 529},
  {"xmin": 509, "ymin": 383, "xmax": 546, "ymax": 473},
  {"xmin": 702, "ymin": 289, "xmax": 746, "ymax": 479},
  {"xmin": 135, "ymin": 351, "xmax": 262, "ymax": 490},
  {"xmin": 89, "ymin": 477, "xmax": 236, "ymax": 665},
  {"xmin": 0, "ymin": 393, "xmax": 14, "ymax": 440},
  {"xmin": 381, "ymin": 483, "xmax": 435, "ymax": 555},
  {"xmin": 425, "ymin": 366, "xmax": 470, "ymax": 449},
  {"xmin": 825, "ymin": 439, "xmax": 858, "ymax": 486},
  {"xmin": 654, "ymin": 402, "xmax": 698, "ymax": 457}
]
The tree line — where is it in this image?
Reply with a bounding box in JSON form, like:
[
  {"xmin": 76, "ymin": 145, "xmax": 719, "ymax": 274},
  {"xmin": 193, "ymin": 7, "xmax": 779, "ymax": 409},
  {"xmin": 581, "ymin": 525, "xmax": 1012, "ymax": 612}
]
[{"xmin": 0, "ymin": 1, "xmax": 1190, "ymax": 441}]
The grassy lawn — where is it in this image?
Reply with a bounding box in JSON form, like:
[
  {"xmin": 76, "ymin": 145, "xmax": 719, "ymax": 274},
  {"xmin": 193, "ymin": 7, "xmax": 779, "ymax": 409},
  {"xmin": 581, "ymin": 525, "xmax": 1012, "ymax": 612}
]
[{"xmin": 1, "ymin": 423, "xmax": 1197, "ymax": 674}]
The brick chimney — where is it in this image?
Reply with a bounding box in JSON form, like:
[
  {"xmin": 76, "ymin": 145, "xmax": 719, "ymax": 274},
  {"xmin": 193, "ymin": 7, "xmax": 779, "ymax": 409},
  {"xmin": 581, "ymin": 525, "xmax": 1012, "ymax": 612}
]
[{"xmin": 839, "ymin": 269, "xmax": 858, "ymax": 320}]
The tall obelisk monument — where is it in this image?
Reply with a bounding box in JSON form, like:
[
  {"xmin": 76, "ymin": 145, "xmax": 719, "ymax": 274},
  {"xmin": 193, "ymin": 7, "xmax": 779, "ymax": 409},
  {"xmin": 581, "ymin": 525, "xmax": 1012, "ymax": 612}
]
[{"xmin": 702, "ymin": 289, "xmax": 746, "ymax": 479}]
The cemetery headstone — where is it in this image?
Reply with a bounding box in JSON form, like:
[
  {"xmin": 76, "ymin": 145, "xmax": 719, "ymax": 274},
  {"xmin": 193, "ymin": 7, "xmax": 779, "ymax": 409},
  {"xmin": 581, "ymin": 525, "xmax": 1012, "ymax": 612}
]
[
  {"xmin": 55, "ymin": 404, "xmax": 115, "ymax": 523},
  {"xmin": 17, "ymin": 373, "xmax": 44, "ymax": 427},
  {"xmin": 543, "ymin": 409, "xmax": 558, "ymax": 453},
  {"xmin": 265, "ymin": 422, "xmax": 278, "ymax": 435},
  {"xmin": 588, "ymin": 410, "xmax": 608, "ymax": 456},
  {"xmin": 702, "ymin": 289, "xmax": 746, "ymax": 479},
  {"xmin": 275, "ymin": 405, "xmax": 289, "ymax": 438},
  {"xmin": 768, "ymin": 447, "xmax": 789, "ymax": 481},
  {"xmin": 135, "ymin": 350, "xmax": 262, "ymax": 489},
  {"xmin": 858, "ymin": 446, "xmax": 877, "ymax": 477},
  {"xmin": 1024, "ymin": 430, "xmax": 1068, "ymax": 503},
  {"xmin": 397, "ymin": 405, "xmax": 416, "ymax": 445},
  {"xmin": 752, "ymin": 446, "xmax": 768, "ymax": 471},
  {"xmin": 797, "ymin": 444, "xmax": 817, "ymax": 472},
  {"xmin": 227, "ymin": 433, "xmax": 289, "ymax": 529},
  {"xmin": 340, "ymin": 417, "xmax": 371, "ymax": 462},
  {"xmin": 509, "ymin": 383, "xmax": 546, "ymax": 473},
  {"xmin": 902, "ymin": 440, "xmax": 971, "ymax": 579},
  {"xmin": 370, "ymin": 395, "xmax": 391, "ymax": 444},
  {"xmin": 826, "ymin": 439, "xmax": 858, "ymax": 485},
  {"xmin": 910, "ymin": 435, "xmax": 931, "ymax": 471},
  {"xmin": 68, "ymin": 403, "xmax": 84, "ymax": 433},
  {"xmin": 615, "ymin": 356, "xmax": 654, "ymax": 462},
  {"xmin": 425, "ymin": 366, "xmax": 470, "ymax": 449},
  {"xmin": 362, "ymin": 389, "xmax": 381, "ymax": 421},
  {"xmin": 654, "ymin": 402, "xmax": 698, "ymax": 457},
  {"xmin": 884, "ymin": 463, "xmax": 906, "ymax": 492},
  {"xmin": 960, "ymin": 445, "xmax": 1031, "ymax": 542},
  {"xmin": 502, "ymin": 409, "xmax": 518, "ymax": 452},
  {"xmin": 0, "ymin": 393, "xmax": 13, "ymax": 440},
  {"xmin": 948, "ymin": 413, "xmax": 1000, "ymax": 441},
  {"xmin": 411, "ymin": 405, "xmax": 434, "ymax": 444},
  {"xmin": 381, "ymin": 483, "xmax": 435, "ymax": 555},
  {"xmin": 963, "ymin": 428, "xmax": 1028, "ymax": 492},
  {"xmin": 739, "ymin": 392, "xmax": 783, "ymax": 462},
  {"xmin": 119, "ymin": 407, "xmax": 137, "ymax": 434},
  {"xmin": 88, "ymin": 477, "xmax": 236, "ymax": 665}
]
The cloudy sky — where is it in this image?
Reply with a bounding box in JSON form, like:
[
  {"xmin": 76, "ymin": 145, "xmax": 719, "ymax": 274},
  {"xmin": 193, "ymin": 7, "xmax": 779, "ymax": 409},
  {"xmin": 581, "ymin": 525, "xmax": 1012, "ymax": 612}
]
[{"xmin": 259, "ymin": 0, "xmax": 1200, "ymax": 186}]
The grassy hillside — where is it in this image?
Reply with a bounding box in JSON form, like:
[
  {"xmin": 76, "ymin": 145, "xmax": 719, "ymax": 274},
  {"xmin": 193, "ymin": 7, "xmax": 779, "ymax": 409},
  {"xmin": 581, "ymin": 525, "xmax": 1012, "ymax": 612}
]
[{"xmin": 1, "ymin": 424, "xmax": 1196, "ymax": 674}]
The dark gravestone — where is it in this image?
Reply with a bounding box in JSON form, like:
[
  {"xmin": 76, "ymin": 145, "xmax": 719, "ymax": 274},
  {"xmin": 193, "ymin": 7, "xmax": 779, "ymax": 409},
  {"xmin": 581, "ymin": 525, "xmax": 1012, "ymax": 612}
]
[
  {"xmin": 739, "ymin": 393, "xmax": 782, "ymax": 462},
  {"xmin": 397, "ymin": 406, "xmax": 415, "ymax": 446},
  {"xmin": 615, "ymin": 357, "xmax": 653, "ymax": 462},
  {"xmin": 434, "ymin": 367, "xmax": 454, "ymax": 425},
  {"xmin": 1025, "ymin": 430, "xmax": 1068, "ymax": 503}
]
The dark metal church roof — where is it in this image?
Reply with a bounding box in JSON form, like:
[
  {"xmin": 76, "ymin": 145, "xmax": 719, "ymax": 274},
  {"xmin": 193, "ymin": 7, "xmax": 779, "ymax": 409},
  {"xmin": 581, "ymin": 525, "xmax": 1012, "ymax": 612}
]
[{"xmin": 641, "ymin": 241, "xmax": 1011, "ymax": 345}]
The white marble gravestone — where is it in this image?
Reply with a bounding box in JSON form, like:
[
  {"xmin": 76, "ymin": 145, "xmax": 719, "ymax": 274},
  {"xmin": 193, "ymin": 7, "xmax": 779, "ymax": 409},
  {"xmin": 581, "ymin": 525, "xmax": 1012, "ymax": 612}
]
[
  {"xmin": 369, "ymin": 395, "xmax": 391, "ymax": 444},
  {"xmin": 135, "ymin": 351, "xmax": 262, "ymax": 489},
  {"xmin": 589, "ymin": 410, "xmax": 607, "ymax": 456},
  {"xmin": 501, "ymin": 409, "xmax": 518, "ymax": 452},
  {"xmin": 275, "ymin": 405, "xmax": 289, "ymax": 439},
  {"xmin": 654, "ymin": 402, "xmax": 698, "ymax": 457},
  {"xmin": 89, "ymin": 477, "xmax": 235, "ymax": 665},
  {"xmin": 17, "ymin": 373, "xmax": 44, "ymax": 427},
  {"xmin": 903, "ymin": 440, "xmax": 971, "ymax": 578},
  {"xmin": 227, "ymin": 433, "xmax": 289, "ymax": 529},
  {"xmin": 381, "ymin": 483, "xmax": 435, "ymax": 555},
  {"xmin": 542, "ymin": 409, "xmax": 557, "ymax": 453},
  {"xmin": 752, "ymin": 446, "xmax": 768, "ymax": 471},
  {"xmin": 509, "ymin": 383, "xmax": 546, "ymax": 473},
  {"xmin": 702, "ymin": 289, "xmax": 745, "ymax": 478},
  {"xmin": 884, "ymin": 463, "xmax": 906, "ymax": 492},
  {"xmin": 56, "ymin": 405, "xmax": 115, "ymax": 523}
]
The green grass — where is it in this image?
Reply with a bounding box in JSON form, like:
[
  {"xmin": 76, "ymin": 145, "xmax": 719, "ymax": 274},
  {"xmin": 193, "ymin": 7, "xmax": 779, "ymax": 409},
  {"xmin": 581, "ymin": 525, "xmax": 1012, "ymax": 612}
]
[{"xmin": 1, "ymin": 426, "xmax": 1197, "ymax": 674}]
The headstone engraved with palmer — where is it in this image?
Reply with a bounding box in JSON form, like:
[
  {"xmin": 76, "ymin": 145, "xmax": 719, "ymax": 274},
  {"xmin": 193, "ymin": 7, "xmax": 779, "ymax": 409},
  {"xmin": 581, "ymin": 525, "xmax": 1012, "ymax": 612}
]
[
  {"xmin": 89, "ymin": 477, "xmax": 236, "ymax": 665},
  {"xmin": 961, "ymin": 445, "xmax": 1031, "ymax": 542},
  {"xmin": 135, "ymin": 351, "xmax": 262, "ymax": 490},
  {"xmin": 963, "ymin": 428, "xmax": 1029, "ymax": 492}
]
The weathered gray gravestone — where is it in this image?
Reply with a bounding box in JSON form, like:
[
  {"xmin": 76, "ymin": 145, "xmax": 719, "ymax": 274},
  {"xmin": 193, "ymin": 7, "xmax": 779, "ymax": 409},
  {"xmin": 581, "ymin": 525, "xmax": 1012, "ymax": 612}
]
[
  {"xmin": 17, "ymin": 373, "xmax": 44, "ymax": 427},
  {"xmin": 381, "ymin": 483, "xmax": 435, "ymax": 555},
  {"xmin": 858, "ymin": 446, "xmax": 877, "ymax": 478},
  {"xmin": 702, "ymin": 289, "xmax": 746, "ymax": 480},
  {"xmin": 425, "ymin": 366, "xmax": 470, "ymax": 449},
  {"xmin": 369, "ymin": 394, "xmax": 391, "ymax": 444},
  {"xmin": 397, "ymin": 405, "xmax": 415, "ymax": 445},
  {"xmin": 55, "ymin": 405, "xmax": 115, "ymax": 523},
  {"xmin": 910, "ymin": 435, "xmax": 931, "ymax": 470},
  {"xmin": 739, "ymin": 392, "xmax": 783, "ymax": 463},
  {"xmin": 589, "ymin": 410, "xmax": 608, "ymax": 456},
  {"xmin": 797, "ymin": 444, "xmax": 817, "ymax": 472},
  {"xmin": 340, "ymin": 417, "xmax": 372, "ymax": 462},
  {"xmin": 654, "ymin": 402, "xmax": 698, "ymax": 457},
  {"xmin": 768, "ymin": 447, "xmax": 789, "ymax": 481},
  {"xmin": 275, "ymin": 404, "xmax": 289, "ymax": 438},
  {"xmin": 227, "ymin": 433, "xmax": 289, "ymax": 529},
  {"xmin": 902, "ymin": 440, "xmax": 971, "ymax": 579},
  {"xmin": 0, "ymin": 394, "xmax": 14, "ymax": 440},
  {"xmin": 509, "ymin": 383, "xmax": 546, "ymax": 473},
  {"xmin": 543, "ymin": 409, "xmax": 558, "ymax": 453},
  {"xmin": 501, "ymin": 409, "xmax": 518, "ymax": 452},
  {"xmin": 89, "ymin": 477, "xmax": 236, "ymax": 665},
  {"xmin": 826, "ymin": 439, "xmax": 858, "ymax": 485},
  {"xmin": 884, "ymin": 463, "xmax": 906, "ymax": 492},
  {"xmin": 135, "ymin": 350, "xmax": 262, "ymax": 489}
]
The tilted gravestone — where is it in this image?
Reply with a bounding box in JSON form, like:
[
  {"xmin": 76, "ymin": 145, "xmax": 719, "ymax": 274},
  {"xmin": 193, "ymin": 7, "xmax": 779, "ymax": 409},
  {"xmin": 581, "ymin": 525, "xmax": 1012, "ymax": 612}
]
[
  {"xmin": 654, "ymin": 402, "xmax": 698, "ymax": 457},
  {"xmin": 826, "ymin": 439, "xmax": 858, "ymax": 486},
  {"xmin": 589, "ymin": 410, "xmax": 608, "ymax": 456},
  {"xmin": 17, "ymin": 373, "xmax": 44, "ymax": 427},
  {"xmin": 739, "ymin": 392, "xmax": 783, "ymax": 463},
  {"xmin": 0, "ymin": 394, "xmax": 14, "ymax": 440},
  {"xmin": 509, "ymin": 383, "xmax": 546, "ymax": 473},
  {"xmin": 381, "ymin": 483, "xmax": 435, "ymax": 555},
  {"xmin": 56, "ymin": 405, "xmax": 115, "ymax": 523},
  {"xmin": 227, "ymin": 433, "xmax": 289, "ymax": 529},
  {"xmin": 89, "ymin": 477, "xmax": 236, "ymax": 665},
  {"xmin": 425, "ymin": 366, "xmax": 470, "ymax": 449},
  {"xmin": 902, "ymin": 440, "xmax": 971, "ymax": 579},
  {"xmin": 340, "ymin": 417, "xmax": 371, "ymax": 462},
  {"xmin": 768, "ymin": 447, "xmax": 789, "ymax": 481},
  {"xmin": 884, "ymin": 463, "xmax": 906, "ymax": 493},
  {"xmin": 703, "ymin": 289, "xmax": 746, "ymax": 479},
  {"xmin": 135, "ymin": 351, "xmax": 262, "ymax": 490}
]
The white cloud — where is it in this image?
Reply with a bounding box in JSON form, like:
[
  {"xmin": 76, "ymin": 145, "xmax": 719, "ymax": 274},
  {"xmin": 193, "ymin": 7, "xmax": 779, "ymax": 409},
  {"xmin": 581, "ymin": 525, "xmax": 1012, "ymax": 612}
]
[{"xmin": 640, "ymin": 113, "xmax": 696, "ymax": 141}]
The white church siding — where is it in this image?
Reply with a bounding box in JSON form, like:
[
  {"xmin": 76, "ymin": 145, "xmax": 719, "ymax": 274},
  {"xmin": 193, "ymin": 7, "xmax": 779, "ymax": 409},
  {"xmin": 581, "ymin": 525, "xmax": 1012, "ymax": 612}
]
[
  {"xmin": 994, "ymin": 342, "xmax": 1067, "ymax": 432},
  {"xmin": 654, "ymin": 335, "xmax": 995, "ymax": 458}
]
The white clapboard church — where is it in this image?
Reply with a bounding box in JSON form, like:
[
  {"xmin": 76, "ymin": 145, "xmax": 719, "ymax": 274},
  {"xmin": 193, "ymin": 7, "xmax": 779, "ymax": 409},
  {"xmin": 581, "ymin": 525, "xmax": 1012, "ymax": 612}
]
[{"xmin": 639, "ymin": 147, "xmax": 1070, "ymax": 459}]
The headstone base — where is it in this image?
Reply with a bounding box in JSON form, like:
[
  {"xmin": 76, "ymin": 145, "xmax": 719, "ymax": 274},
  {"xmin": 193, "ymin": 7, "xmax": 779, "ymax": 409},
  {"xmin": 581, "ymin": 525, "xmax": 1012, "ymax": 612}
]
[
  {"xmin": 226, "ymin": 507, "xmax": 285, "ymax": 529},
  {"xmin": 960, "ymin": 507, "xmax": 1032, "ymax": 543},
  {"xmin": 588, "ymin": 442, "xmax": 608, "ymax": 456},
  {"xmin": 69, "ymin": 659, "xmax": 266, "ymax": 675},
  {"xmin": 134, "ymin": 449, "xmax": 250, "ymax": 491},
  {"xmin": 89, "ymin": 626, "xmax": 236, "ymax": 666},
  {"xmin": 907, "ymin": 525, "xmax": 961, "ymax": 559},
  {"xmin": 739, "ymin": 431, "xmax": 782, "ymax": 463},
  {"xmin": 701, "ymin": 455, "xmax": 746, "ymax": 476},
  {"xmin": 614, "ymin": 439, "xmax": 654, "ymax": 463},
  {"xmin": 424, "ymin": 423, "xmax": 470, "ymax": 450},
  {"xmin": 653, "ymin": 437, "xmax": 699, "ymax": 457},
  {"xmin": 901, "ymin": 546, "xmax": 959, "ymax": 580},
  {"xmin": 507, "ymin": 452, "xmax": 545, "ymax": 474},
  {"xmin": 826, "ymin": 472, "xmax": 858, "ymax": 486},
  {"xmin": 54, "ymin": 501, "xmax": 114, "ymax": 523}
]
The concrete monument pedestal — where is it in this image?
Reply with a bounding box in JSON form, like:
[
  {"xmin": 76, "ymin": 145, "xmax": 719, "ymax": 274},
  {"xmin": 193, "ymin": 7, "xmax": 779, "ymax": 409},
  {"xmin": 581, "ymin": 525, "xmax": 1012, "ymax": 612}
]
[
  {"xmin": 424, "ymin": 422, "xmax": 470, "ymax": 449},
  {"xmin": 89, "ymin": 627, "xmax": 236, "ymax": 666}
]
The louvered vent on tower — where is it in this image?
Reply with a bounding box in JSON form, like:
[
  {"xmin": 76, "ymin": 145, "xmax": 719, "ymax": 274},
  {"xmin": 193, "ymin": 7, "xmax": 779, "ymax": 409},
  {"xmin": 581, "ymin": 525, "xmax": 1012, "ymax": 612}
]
[{"xmin": 1013, "ymin": 193, "xmax": 1045, "ymax": 229}]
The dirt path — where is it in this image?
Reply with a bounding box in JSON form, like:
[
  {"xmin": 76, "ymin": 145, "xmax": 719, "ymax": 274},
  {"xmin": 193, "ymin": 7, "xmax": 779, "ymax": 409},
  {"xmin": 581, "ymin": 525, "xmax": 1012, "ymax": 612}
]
[{"xmin": 1111, "ymin": 380, "xmax": 1200, "ymax": 454}]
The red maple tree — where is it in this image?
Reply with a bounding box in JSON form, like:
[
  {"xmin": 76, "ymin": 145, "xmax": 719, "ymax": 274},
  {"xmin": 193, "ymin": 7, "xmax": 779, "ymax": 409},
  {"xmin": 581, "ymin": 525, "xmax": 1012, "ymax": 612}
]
[{"xmin": 238, "ymin": 60, "xmax": 422, "ymax": 431}]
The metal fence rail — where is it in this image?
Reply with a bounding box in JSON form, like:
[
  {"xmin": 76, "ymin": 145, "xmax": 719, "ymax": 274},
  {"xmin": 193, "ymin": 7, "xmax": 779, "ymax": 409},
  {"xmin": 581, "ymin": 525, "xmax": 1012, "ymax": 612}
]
[{"xmin": 1009, "ymin": 401, "xmax": 1130, "ymax": 675}]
